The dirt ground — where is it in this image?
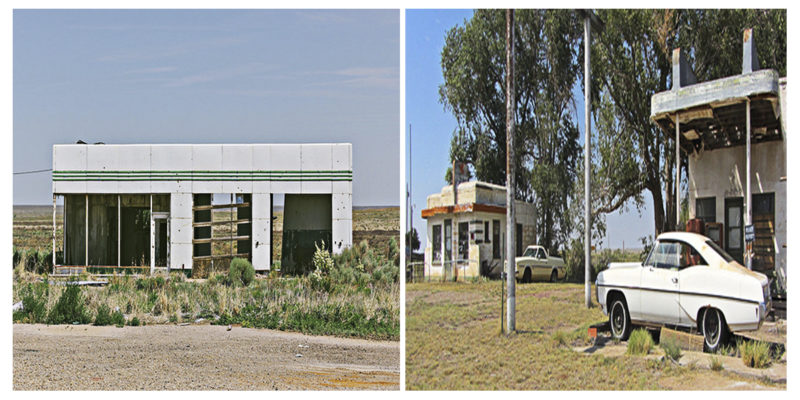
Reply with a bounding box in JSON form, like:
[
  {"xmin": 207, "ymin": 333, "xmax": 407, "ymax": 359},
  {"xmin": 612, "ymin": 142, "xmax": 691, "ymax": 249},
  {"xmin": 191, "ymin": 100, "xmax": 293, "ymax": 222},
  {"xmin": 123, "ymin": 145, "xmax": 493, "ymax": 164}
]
[{"xmin": 14, "ymin": 324, "xmax": 399, "ymax": 390}]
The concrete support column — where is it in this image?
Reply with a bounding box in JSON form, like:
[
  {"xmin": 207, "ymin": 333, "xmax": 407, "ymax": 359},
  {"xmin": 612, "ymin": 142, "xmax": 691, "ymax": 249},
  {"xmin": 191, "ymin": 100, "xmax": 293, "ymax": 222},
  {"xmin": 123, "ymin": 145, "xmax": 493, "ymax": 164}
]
[
  {"xmin": 169, "ymin": 193, "xmax": 193, "ymax": 271},
  {"xmin": 676, "ymin": 113, "xmax": 681, "ymax": 230},
  {"xmin": 150, "ymin": 194, "xmax": 154, "ymax": 275},
  {"xmin": 251, "ymin": 192, "xmax": 272, "ymax": 271},
  {"xmin": 117, "ymin": 195, "xmax": 121, "ymax": 267},
  {"xmin": 332, "ymin": 192, "xmax": 352, "ymax": 254},
  {"xmin": 52, "ymin": 195, "xmax": 56, "ymax": 269},
  {"xmin": 505, "ymin": 8, "xmax": 516, "ymax": 332},
  {"xmin": 85, "ymin": 193, "xmax": 88, "ymax": 266}
]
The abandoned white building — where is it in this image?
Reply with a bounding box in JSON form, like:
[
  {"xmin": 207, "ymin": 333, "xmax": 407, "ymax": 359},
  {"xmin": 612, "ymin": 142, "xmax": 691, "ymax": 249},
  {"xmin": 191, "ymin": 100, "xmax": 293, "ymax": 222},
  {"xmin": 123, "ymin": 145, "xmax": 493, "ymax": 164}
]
[
  {"xmin": 421, "ymin": 181, "xmax": 536, "ymax": 279},
  {"xmin": 651, "ymin": 28, "xmax": 786, "ymax": 292},
  {"xmin": 51, "ymin": 143, "xmax": 352, "ymax": 274}
]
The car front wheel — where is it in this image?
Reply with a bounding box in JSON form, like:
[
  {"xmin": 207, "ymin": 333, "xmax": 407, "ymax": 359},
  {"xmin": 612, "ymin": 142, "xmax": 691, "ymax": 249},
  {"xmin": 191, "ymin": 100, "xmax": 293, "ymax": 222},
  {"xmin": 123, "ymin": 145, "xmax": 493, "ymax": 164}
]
[
  {"xmin": 550, "ymin": 269, "xmax": 557, "ymax": 283},
  {"xmin": 522, "ymin": 268, "xmax": 532, "ymax": 283},
  {"xmin": 701, "ymin": 308, "xmax": 729, "ymax": 353},
  {"xmin": 609, "ymin": 297, "xmax": 631, "ymax": 341}
]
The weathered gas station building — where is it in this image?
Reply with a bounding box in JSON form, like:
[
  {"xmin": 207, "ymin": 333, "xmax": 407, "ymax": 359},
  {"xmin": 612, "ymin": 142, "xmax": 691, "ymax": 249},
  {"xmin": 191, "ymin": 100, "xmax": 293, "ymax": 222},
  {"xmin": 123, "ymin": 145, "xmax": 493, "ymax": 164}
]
[
  {"xmin": 651, "ymin": 28, "xmax": 786, "ymax": 291},
  {"xmin": 421, "ymin": 181, "xmax": 536, "ymax": 279},
  {"xmin": 52, "ymin": 143, "xmax": 352, "ymax": 273}
]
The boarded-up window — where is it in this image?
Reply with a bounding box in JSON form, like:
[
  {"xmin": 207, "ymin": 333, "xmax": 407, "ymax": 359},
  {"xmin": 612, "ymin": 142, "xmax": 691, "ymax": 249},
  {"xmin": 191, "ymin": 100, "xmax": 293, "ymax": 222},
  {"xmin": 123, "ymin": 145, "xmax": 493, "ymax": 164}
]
[
  {"xmin": 492, "ymin": 220, "xmax": 501, "ymax": 259},
  {"xmin": 695, "ymin": 197, "xmax": 716, "ymax": 223},
  {"xmin": 432, "ymin": 224, "xmax": 442, "ymax": 263},
  {"xmin": 752, "ymin": 193, "xmax": 775, "ymax": 273}
]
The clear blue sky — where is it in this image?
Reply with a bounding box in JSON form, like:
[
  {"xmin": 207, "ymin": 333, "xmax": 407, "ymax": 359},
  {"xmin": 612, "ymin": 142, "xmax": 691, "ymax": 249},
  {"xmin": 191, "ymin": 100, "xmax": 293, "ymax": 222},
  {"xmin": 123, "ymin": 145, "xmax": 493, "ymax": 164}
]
[
  {"xmin": 13, "ymin": 9, "xmax": 399, "ymax": 207},
  {"xmin": 405, "ymin": 9, "xmax": 654, "ymax": 251}
]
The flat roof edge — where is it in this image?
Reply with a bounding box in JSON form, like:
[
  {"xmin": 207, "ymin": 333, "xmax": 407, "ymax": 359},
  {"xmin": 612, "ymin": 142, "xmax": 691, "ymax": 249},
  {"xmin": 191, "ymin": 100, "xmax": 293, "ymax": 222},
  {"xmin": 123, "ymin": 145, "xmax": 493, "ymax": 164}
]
[{"xmin": 651, "ymin": 69, "xmax": 780, "ymax": 118}]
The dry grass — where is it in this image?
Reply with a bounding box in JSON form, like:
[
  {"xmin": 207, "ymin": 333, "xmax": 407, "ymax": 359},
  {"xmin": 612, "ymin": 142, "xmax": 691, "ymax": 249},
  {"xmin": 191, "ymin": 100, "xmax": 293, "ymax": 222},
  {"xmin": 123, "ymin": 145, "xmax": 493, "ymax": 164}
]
[{"xmin": 405, "ymin": 281, "xmax": 783, "ymax": 390}]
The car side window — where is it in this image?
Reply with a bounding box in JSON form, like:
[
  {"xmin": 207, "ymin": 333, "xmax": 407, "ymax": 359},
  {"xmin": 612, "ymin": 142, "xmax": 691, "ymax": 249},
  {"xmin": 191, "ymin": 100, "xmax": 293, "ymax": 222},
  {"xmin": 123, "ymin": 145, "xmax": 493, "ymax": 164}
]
[
  {"xmin": 678, "ymin": 242, "xmax": 707, "ymax": 270},
  {"xmin": 646, "ymin": 241, "xmax": 680, "ymax": 270},
  {"xmin": 536, "ymin": 249, "xmax": 546, "ymax": 259}
]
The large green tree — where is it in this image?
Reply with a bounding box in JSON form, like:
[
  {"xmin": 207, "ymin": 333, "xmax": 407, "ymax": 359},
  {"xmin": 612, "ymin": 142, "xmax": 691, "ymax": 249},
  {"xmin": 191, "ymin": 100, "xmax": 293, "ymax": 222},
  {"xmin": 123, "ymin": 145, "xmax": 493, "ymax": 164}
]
[
  {"xmin": 439, "ymin": 9, "xmax": 582, "ymax": 252},
  {"xmin": 589, "ymin": 9, "xmax": 786, "ymax": 235}
]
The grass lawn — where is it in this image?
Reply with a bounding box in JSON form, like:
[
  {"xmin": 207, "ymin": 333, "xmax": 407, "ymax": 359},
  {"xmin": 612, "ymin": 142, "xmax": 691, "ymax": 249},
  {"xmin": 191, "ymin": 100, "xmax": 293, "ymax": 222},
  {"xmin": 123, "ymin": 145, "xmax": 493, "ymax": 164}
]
[{"xmin": 405, "ymin": 281, "xmax": 783, "ymax": 390}]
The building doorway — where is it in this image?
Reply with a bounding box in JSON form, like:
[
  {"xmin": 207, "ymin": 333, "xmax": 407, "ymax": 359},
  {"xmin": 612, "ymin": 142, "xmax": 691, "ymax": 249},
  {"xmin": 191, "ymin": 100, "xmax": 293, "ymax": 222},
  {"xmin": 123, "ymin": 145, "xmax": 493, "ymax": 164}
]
[{"xmin": 725, "ymin": 197, "xmax": 744, "ymax": 264}]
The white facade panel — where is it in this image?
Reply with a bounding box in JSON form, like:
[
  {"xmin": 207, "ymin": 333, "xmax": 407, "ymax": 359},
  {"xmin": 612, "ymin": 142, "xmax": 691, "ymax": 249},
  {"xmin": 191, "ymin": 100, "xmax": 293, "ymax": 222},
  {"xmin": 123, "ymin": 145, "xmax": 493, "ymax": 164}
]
[
  {"xmin": 301, "ymin": 180, "xmax": 332, "ymax": 194},
  {"xmin": 151, "ymin": 144, "xmax": 193, "ymax": 172},
  {"xmin": 331, "ymin": 218, "xmax": 352, "ymax": 254},
  {"xmin": 301, "ymin": 144, "xmax": 333, "ymax": 171},
  {"xmin": 170, "ymin": 193, "xmax": 193, "ymax": 219},
  {"xmin": 332, "ymin": 143, "xmax": 351, "ymax": 172},
  {"xmin": 252, "ymin": 145, "xmax": 271, "ymax": 171},
  {"xmin": 53, "ymin": 145, "xmax": 87, "ymax": 171},
  {"xmin": 270, "ymin": 144, "xmax": 302, "ymax": 171},
  {"xmin": 332, "ymin": 181, "xmax": 352, "ymax": 195},
  {"xmin": 271, "ymin": 181, "xmax": 302, "ymax": 194},
  {"xmin": 169, "ymin": 242, "xmax": 193, "ymax": 271},
  {"xmin": 87, "ymin": 145, "xmax": 118, "ymax": 172},
  {"xmin": 332, "ymin": 192, "xmax": 352, "ymax": 220}
]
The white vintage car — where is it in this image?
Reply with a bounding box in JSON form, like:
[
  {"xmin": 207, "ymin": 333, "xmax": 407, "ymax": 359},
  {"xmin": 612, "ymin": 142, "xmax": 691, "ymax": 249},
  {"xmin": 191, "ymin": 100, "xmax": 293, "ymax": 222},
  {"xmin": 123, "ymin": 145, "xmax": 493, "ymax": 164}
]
[
  {"xmin": 596, "ymin": 232, "xmax": 770, "ymax": 352},
  {"xmin": 514, "ymin": 245, "xmax": 566, "ymax": 283}
]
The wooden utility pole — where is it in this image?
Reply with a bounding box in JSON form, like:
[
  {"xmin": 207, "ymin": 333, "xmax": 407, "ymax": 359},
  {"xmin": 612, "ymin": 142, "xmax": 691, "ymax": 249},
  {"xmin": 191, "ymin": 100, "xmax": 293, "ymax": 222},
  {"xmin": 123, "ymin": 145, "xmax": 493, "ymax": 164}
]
[
  {"xmin": 583, "ymin": 13, "xmax": 592, "ymax": 308},
  {"xmin": 505, "ymin": 8, "xmax": 516, "ymax": 333}
]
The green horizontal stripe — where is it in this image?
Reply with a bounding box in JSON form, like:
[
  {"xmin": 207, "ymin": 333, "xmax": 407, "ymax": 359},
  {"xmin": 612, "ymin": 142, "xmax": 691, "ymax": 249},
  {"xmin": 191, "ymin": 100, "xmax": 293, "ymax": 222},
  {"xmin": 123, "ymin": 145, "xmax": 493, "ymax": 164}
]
[
  {"xmin": 54, "ymin": 177, "xmax": 352, "ymax": 182},
  {"xmin": 53, "ymin": 169, "xmax": 352, "ymax": 174}
]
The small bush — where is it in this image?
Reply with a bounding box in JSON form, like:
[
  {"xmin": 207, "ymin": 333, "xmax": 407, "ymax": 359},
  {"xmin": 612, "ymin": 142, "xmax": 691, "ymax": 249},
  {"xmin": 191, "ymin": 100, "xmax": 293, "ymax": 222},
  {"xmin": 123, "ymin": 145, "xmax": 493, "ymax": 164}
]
[
  {"xmin": 229, "ymin": 258, "xmax": 255, "ymax": 287},
  {"xmin": 111, "ymin": 310, "xmax": 126, "ymax": 327},
  {"xmin": 136, "ymin": 276, "xmax": 166, "ymax": 291},
  {"xmin": 47, "ymin": 284, "xmax": 91, "ymax": 325},
  {"xmin": 552, "ymin": 330, "xmax": 569, "ymax": 346},
  {"xmin": 710, "ymin": 354, "xmax": 724, "ymax": 371},
  {"xmin": 626, "ymin": 329, "xmax": 654, "ymax": 355},
  {"xmin": 129, "ymin": 316, "xmax": 141, "ymax": 327},
  {"xmin": 94, "ymin": 304, "xmax": 114, "ymax": 326},
  {"xmin": 740, "ymin": 340, "xmax": 771, "ymax": 369},
  {"xmin": 13, "ymin": 283, "xmax": 49, "ymax": 323},
  {"xmin": 660, "ymin": 336, "xmax": 682, "ymax": 361}
]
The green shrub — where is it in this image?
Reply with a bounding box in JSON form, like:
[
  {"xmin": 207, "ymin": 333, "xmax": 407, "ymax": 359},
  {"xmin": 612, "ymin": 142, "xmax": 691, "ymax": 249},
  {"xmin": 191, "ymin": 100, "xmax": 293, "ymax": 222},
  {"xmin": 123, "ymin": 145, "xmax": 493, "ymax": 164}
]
[
  {"xmin": 47, "ymin": 284, "xmax": 91, "ymax": 325},
  {"xmin": 660, "ymin": 336, "xmax": 682, "ymax": 361},
  {"xmin": 94, "ymin": 304, "xmax": 114, "ymax": 326},
  {"xmin": 13, "ymin": 282, "xmax": 49, "ymax": 323},
  {"xmin": 111, "ymin": 310, "xmax": 126, "ymax": 327},
  {"xmin": 740, "ymin": 340, "xmax": 771, "ymax": 369},
  {"xmin": 626, "ymin": 329, "xmax": 654, "ymax": 355},
  {"xmin": 229, "ymin": 258, "xmax": 255, "ymax": 287},
  {"xmin": 129, "ymin": 316, "xmax": 141, "ymax": 327},
  {"xmin": 136, "ymin": 276, "xmax": 166, "ymax": 291}
]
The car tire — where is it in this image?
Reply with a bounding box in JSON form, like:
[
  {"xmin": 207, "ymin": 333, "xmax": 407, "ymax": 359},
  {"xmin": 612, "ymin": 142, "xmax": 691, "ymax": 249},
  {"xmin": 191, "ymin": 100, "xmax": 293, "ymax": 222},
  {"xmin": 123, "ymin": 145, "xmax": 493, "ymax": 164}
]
[
  {"xmin": 701, "ymin": 308, "xmax": 729, "ymax": 353},
  {"xmin": 550, "ymin": 269, "xmax": 557, "ymax": 283},
  {"xmin": 522, "ymin": 268, "xmax": 532, "ymax": 284},
  {"xmin": 609, "ymin": 296, "xmax": 631, "ymax": 341}
]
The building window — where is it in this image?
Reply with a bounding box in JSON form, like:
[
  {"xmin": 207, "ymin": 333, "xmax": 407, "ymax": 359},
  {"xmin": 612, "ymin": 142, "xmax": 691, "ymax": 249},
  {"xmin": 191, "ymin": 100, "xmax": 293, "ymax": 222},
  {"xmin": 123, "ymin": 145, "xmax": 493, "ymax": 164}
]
[
  {"xmin": 752, "ymin": 193, "xmax": 775, "ymax": 272},
  {"xmin": 492, "ymin": 220, "xmax": 501, "ymax": 259},
  {"xmin": 516, "ymin": 223, "xmax": 523, "ymax": 257},
  {"xmin": 695, "ymin": 197, "xmax": 716, "ymax": 223},
  {"xmin": 484, "ymin": 221, "xmax": 490, "ymax": 243},
  {"xmin": 444, "ymin": 219, "xmax": 452, "ymax": 262},
  {"xmin": 432, "ymin": 224, "xmax": 442, "ymax": 263}
]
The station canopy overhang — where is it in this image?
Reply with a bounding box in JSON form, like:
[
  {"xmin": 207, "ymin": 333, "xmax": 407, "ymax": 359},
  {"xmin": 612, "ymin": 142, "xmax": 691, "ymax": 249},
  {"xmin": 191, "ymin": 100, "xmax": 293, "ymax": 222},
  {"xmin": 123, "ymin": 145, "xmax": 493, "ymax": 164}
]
[{"xmin": 651, "ymin": 69, "xmax": 783, "ymax": 153}]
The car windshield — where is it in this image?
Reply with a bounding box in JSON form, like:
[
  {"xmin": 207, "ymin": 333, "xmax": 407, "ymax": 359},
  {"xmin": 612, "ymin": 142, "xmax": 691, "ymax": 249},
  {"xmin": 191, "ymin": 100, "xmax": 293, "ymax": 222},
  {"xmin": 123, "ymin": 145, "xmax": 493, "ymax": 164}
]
[
  {"xmin": 705, "ymin": 240, "xmax": 735, "ymax": 263},
  {"xmin": 523, "ymin": 248, "xmax": 536, "ymax": 257}
]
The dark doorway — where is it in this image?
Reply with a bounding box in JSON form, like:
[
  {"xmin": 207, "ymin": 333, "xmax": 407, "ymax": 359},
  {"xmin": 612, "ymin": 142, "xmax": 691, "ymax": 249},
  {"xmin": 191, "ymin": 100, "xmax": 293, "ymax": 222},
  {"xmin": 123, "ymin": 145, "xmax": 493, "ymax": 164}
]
[
  {"xmin": 457, "ymin": 221, "xmax": 469, "ymax": 261},
  {"xmin": 725, "ymin": 197, "xmax": 744, "ymax": 264}
]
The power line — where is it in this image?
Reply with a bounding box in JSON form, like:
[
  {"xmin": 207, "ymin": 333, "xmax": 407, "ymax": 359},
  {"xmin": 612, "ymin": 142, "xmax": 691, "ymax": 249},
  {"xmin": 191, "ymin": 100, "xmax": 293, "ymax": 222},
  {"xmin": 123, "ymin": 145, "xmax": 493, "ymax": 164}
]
[{"xmin": 13, "ymin": 168, "xmax": 52, "ymax": 175}]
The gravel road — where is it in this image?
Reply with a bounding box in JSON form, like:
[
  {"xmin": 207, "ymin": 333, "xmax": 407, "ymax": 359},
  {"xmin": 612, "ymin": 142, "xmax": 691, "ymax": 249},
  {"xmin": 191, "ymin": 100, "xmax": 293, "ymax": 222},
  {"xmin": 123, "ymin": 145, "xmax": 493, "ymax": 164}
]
[{"xmin": 14, "ymin": 324, "xmax": 399, "ymax": 390}]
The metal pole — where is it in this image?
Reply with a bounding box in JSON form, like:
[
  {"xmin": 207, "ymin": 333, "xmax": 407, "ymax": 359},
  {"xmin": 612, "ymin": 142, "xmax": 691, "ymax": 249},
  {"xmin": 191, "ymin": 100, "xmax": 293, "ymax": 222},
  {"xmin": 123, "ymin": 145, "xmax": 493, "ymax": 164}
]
[
  {"xmin": 583, "ymin": 15, "xmax": 592, "ymax": 308},
  {"xmin": 505, "ymin": 8, "xmax": 516, "ymax": 333},
  {"xmin": 676, "ymin": 113, "xmax": 681, "ymax": 230},
  {"xmin": 409, "ymin": 123, "xmax": 413, "ymax": 260},
  {"xmin": 746, "ymin": 98, "xmax": 752, "ymax": 270}
]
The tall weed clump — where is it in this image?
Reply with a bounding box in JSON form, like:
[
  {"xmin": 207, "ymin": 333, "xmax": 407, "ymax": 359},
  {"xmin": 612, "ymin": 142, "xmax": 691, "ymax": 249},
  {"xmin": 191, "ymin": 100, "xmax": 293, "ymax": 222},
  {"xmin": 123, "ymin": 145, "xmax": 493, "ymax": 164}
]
[
  {"xmin": 229, "ymin": 258, "xmax": 255, "ymax": 287},
  {"xmin": 47, "ymin": 284, "xmax": 91, "ymax": 325},
  {"xmin": 740, "ymin": 340, "xmax": 771, "ymax": 368},
  {"xmin": 626, "ymin": 329, "xmax": 654, "ymax": 355},
  {"xmin": 13, "ymin": 282, "xmax": 49, "ymax": 323}
]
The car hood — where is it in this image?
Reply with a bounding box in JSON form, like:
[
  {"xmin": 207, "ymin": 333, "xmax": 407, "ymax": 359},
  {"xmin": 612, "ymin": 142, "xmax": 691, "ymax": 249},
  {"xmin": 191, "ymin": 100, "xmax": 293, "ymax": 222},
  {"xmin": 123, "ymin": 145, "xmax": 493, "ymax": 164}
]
[{"xmin": 606, "ymin": 262, "xmax": 641, "ymax": 270}]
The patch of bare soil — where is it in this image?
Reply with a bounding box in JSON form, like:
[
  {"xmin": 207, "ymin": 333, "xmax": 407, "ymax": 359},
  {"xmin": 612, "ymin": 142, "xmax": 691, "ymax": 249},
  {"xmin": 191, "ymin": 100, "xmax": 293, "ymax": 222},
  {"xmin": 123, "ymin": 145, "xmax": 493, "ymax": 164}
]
[{"xmin": 14, "ymin": 324, "xmax": 399, "ymax": 390}]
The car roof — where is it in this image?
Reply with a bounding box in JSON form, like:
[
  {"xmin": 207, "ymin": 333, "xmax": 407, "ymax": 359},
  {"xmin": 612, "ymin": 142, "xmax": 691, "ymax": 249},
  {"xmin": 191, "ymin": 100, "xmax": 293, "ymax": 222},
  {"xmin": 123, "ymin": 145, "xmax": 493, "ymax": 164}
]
[{"xmin": 656, "ymin": 231, "xmax": 710, "ymax": 247}]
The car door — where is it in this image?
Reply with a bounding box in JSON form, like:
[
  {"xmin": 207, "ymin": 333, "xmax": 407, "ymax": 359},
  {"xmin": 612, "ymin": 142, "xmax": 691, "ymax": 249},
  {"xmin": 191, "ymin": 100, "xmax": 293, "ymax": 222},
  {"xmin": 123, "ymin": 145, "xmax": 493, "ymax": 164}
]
[
  {"xmin": 639, "ymin": 240, "xmax": 681, "ymax": 325},
  {"xmin": 677, "ymin": 241, "xmax": 709, "ymax": 327}
]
